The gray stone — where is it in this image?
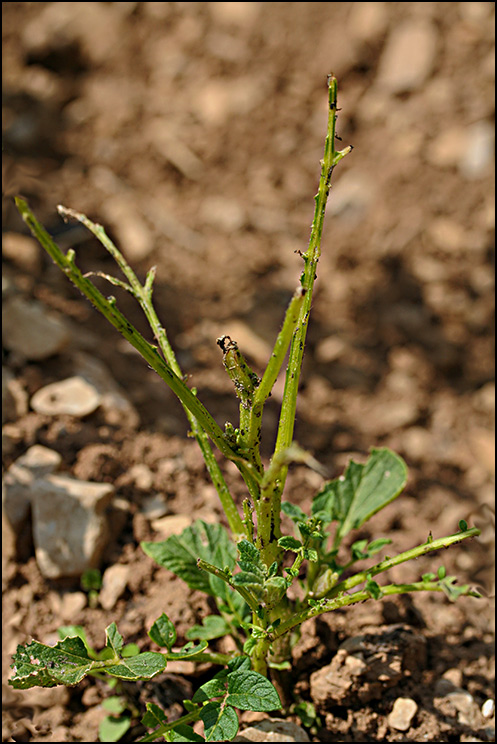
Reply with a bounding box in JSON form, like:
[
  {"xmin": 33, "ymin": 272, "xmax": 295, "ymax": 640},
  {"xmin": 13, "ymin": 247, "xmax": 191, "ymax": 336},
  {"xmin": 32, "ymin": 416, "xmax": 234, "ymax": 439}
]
[
  {"xmin": 2, "ymin": 445, "xmax": 63, "ymax": 531},
  {"xmin": 31, "ymin": 474, "xmax": 114, "ymax": 578},
  {"xmin": 2, "ymin": 296, "xmax": 71, "ymax": 360},
  {"xmin": 31, "ymin": 376, "xmax": 101, "ymax": 417}
]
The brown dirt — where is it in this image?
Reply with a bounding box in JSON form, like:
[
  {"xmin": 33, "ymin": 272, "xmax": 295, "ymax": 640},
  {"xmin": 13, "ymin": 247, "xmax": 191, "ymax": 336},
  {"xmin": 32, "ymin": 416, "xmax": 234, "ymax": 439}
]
[{"xmin": 2, "ymin": 2, "xmax": 494, "ymax": 742}]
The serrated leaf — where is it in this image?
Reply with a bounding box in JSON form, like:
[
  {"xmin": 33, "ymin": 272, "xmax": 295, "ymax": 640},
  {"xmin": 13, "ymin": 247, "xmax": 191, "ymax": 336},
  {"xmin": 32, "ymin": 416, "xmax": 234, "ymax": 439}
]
[
  {"xmin": 200, "ymin": 702, "xmax": 238, "ymax": 742},
  {"xmin": 186, "ymin": 615, "xmax": 230, "ymax": 641},
  {"xmin": 141, "ymin": 521, "xmax": 236, "ymax": 596},
  {"xmin": 148, "ymin": 613, "xmax": 177, "ymax": 650},
  {"xmin": 278, "ymin": 536, "xmax": 303, "ymax": 551},
  {"xmin": 99, "ymin": 714, "xmax": 131, "ymax": 742},
  {"xmin": 167, "ymin": 724, "xmax": 205, "ymax": 742},
  {"xmin": 226, "ymin": 670, "xmax": 281, "ymax": 711},
  {"xmin": 105, "ymin": 623, "xmax": 123, "ymax": 656},
  {"xmin": 167, "ymin": 641, "xmax": 208, "ymax": 659},
  {"xmin": 303, "ymin": 548, "xmax": 318, "ymax": 562},
  {"xmin": 141, "ymin": 702, "xmax": 168, "ymax": 729},
  {"xmin": 312, "ymin": 448, "xmax": 407, "ymax": 541},
  {"xmin": 105, "ymin": 652, "xmax": 166, "ymax": 680},
  {"xmin": 10, "ymin": 637, "xmax": 93, "ymax": 688}
]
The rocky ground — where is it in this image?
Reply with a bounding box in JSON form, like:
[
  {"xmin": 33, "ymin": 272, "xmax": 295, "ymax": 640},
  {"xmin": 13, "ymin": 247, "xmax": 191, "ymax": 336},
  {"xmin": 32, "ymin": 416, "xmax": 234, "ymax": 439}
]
[{"xmin": 2, "ymin": 2, "xmax": 495, "ymax": 742}]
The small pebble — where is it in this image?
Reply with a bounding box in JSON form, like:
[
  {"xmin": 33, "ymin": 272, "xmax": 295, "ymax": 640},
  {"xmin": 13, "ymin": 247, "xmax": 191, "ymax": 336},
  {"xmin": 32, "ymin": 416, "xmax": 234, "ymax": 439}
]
[
  {"xmin": 31, "ymin": 376, "xmax": 101, "ymax": 417},
  {"xmin": 482, "ymin": 698, "xmax": 495, "ymax": 718},
  {"xmin": 377, "ymin": 20, "xmax": 437, "ymax": 93},
  {"xmin": 388, "ymin": 697, "xmax": 418, "ymax": 731},
  {"xmin": 2, "ymin": 296, "xmax": 71, "ymax": 360}
]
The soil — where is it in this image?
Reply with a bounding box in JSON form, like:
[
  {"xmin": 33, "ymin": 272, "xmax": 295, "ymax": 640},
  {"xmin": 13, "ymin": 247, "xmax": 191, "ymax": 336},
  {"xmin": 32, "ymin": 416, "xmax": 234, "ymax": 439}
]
[{"xmin": 2, "ymin": 3, "xmax": 495, "ymax": 743}]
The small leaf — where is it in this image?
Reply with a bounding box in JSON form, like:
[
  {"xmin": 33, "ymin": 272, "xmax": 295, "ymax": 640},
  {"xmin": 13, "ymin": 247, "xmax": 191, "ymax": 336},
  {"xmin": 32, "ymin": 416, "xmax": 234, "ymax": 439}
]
[
  {"xmin": 201, "ymin": 702, "xmax": 238, "ymax": 742},
  {"xmin": 141, "ymin": 702, "xmax": 168, "ymax": 729},
  {"xmin": 98, "ymin": 715, "xmax": 131, "ymax": 742},
  {"xmin": 281, "ymin": 502, "xmax": 307, "ymax": 523},
  {"xmin": 226, "ymin": 670, "xmax": 281, "ymax": 712},
  {"xmin": 232, "ymin": 571, "xmax": 264, "ymax": 589},
  {"xmin": 167, "ymin": 641, "xmax": 208, "ymax": 659},
  {"xmin": 459, "ymin": 519, "xmax": 468, "ymax": 531},
  {"xmin": 438, "ymin": 565, "xmax": 447, "ymax": 579},
  {"xmin": 303, "ymin": 548, "xmax": 318, "ymax": 562},
  {"xmin": 263, "ymin": 577, "xmax": 288, "ymax": 609},
  {"xmin": 105, "ymin": 652, "xmax": 166, "ymax": 680},
  {"xmin": 121, "ymin": 643, "xmax": 139, "ymax": 658},
  {"xmin": 101, "ymin": 696, "xmax": 127, "ymax": 714},
  {"xmin": 186, "ymin": 615, "xmax": 230, "ymax": 642},
  {"xmin": 312, "ymin": 448, "xmax": 407, "ymax": 541},
  {"xmin": 105, "ymin": 623, "xmax": 123, "ymax": 656},
  {"xmin": 148, "ymin": 613, "xmax": 177, "ymax": 650},
  {"xmin": 10, "ymin": 637, "xmax": 93, "ymax": 688},
  {"xmin": 227, "ymin": 656, "xmax": 251, "ymax": 673},
  {"xmin": 278, "ymin": 536, "xmax": 302, "ymax": 552},
  {"xmin": 364, "ymin": 577, "xmax": 382, "ymax": 600}
]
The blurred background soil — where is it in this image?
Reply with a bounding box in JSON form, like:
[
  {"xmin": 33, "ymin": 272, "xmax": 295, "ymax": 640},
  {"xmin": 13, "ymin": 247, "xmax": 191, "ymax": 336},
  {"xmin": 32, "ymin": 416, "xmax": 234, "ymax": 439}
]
[{"xmin": 2, "ymin": 3, "xmax": 495, "ymax": 742}]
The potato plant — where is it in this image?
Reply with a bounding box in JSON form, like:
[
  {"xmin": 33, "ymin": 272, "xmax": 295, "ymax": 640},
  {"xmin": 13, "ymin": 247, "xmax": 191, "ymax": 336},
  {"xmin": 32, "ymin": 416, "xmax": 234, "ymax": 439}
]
[{"xmin": 9, "ymin": 76, "xmax": 481, "ymax": 743}]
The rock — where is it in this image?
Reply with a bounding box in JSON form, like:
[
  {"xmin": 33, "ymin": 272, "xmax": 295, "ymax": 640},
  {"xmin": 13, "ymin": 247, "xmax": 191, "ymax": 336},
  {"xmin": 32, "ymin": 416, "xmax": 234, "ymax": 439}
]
[
  {"xmin": 434, "ymin": 679, "xmax": 481, "ymax": 728},
  {"xmin": 99, "ymin": 564, "xmax": 130, "ymax": 610},
  {"xmin": 151, "ymin": 513, "xmax": 192, "ymax": 538},
  {"xmin": 377, "ymin": 20, "xmax": 437, "ymax": 94},
  {"xmin": 482, "ymin": 699, "xmax": 495, "ymax": 718},
  {"xmin": 310, "ymin": 625, "xmax": 426, "ymax": 707},
  {"xmin": 73, "ymin": 352, "xmax": 140, "ymax": 428},
  {"xmin": 427, "ymin": 126, "xmax": 467, "ymax": 168},
  {"xmin": 31, "ymin": 376, "xmax": 101, "ymax": 417},
  {"xmin": 388, "ymin": 697, "xmax": 418, "ymax": 731},
  {"xmin": 2, "ymin": 445, "xmax": 63, "ymax": 532},
  {"xmin": 30, "ymin": 474, "xmax": 114, "ymax": 578},
  {"xmin": 199, "ymin": 196, "xmax": 246, "ymax": 232},
  {"xmin": 2, "ymin": 367, "xmax": 28, "ymax": 424},
  {"xmin": 60, "ymin": 591, "xmax": 87, "ymax": 621},
  {"xmin": 328, "ymin": 172, "xmax": 372, "ymax": 222},
  {"xmin": 2, "ymin": 296, "xmax": 71, "ymax": 360},
  {"xmin": 141, "ymin": 494, "xmax": 169, "ymax": 519},
  {"xmin": 2, "ymin": 232, "xmax": 42, "ymax": 273},
  {"xmin": 234, "ymin": 718, "xmax": 310, "ymax": 742},
  {"xmin": 459, "ymin": 120, "xmax": 494, "ymax": 179}
]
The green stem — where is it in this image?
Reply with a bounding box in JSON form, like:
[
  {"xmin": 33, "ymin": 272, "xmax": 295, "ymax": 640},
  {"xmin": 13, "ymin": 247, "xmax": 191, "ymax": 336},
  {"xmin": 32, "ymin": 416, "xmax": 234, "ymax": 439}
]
[
  {"xmin": 138, "ymin": 707, "xmax": 202, "ymax": 743},
  {"xmin": 318, "ymin": 527, "xmax": 481, "ymax": 600},
  {"xmin": 16, "ymin": 198, "xmax": 247, "ymax": 537},
  {"xmin": 271, "ymin": 75, "xmax": 352, "ymax": 532},
  {"xmin": 197, "ymin": 558, "xmax": 259, "ymax": 614}
]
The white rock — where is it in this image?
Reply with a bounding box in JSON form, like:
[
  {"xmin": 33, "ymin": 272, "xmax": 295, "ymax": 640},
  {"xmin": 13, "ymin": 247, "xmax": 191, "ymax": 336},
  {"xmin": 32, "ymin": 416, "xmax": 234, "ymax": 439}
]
[
  {"xmin": 388, "ymin": 697, "xmax": 418, "ymax": 731},
  {"xmin": 377, "ymin": 20, "xmax": 437, "ymax": 93},
  {"xmin": 73, "ymin": 352, "xmax": 140, "ymax": 428},
  {"xmin": 234, "ymin": 718, "xmax": 310, "ymax": 742},
  {"xmin": 482, "ymin": 698, "xmax": 495, "ymax": 718},
  {"xmin": 30, "ymin": 474, "xmax": 114, "ymax": 578},
  {"xmin": 99, "ymin": 564, "xmax": 130, "ymax": 610},
  {"xmin": 31, "ymin": 376, "xmax": 101, "ymax": 417},
  {"xmin": 2, "ymin": 445, "xmax": 63, "ymax": 531},
  {"xmin": 2, "ymin": 296, "xmax": 71, "ymax": 360}
]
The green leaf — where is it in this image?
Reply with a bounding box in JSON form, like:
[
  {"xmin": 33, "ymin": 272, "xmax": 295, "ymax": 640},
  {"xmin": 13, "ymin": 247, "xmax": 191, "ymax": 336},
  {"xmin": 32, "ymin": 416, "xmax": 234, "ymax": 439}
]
[
  {"xmin": 312, "ymin": 448, "xmax": 407, "ymax": 541},
  {"xmin": 105, "ymin": 652, "xmax": 166, "ymax": 680},
  {"xmin": 141, "ymin": 521, "xmax": 236, "ymax": 596},
  {"xmin": 102, "ymin": 696, "xmax": 128, "ymax": 714},
  {"xmin": 226, "ymin": 670, "xmax": 281, "ymax": 712},
  {"xmin": 263, "ymin": 577, "xmax": 288, "ymax": 609},
  {"xmin": 232, "ymin": 571, "xmax": 264, "ymax": 590},
  {"xmin": 303, "ymin": 548, "xmax": 318, "ymax": 562},
  {"xmin": 200, "ymin": 702, "xmax": 238, "ymax": 742},
  {"xmin": 167, "ymin": 724, "xmax": 205, "ymax": 742},
  {"xmin": 141, "ymin": 702, "xmax": 168, "ymax": 729},
  {"xmin": 10, "ymin": 637, "xmax": 93, "ymax": 688},
  {"xmin": 105, "ymin": 623, "xmax": 123, "ymax": 656},
  {"xmin": 167, "ymin": 641, "xmax": 208, "ymax": 659},
  {"xmin": 121, "ymin": 643, "xmax": 140, "ymax": 658},
  {"xmin": 148, "ymin": 613, "xmax": 177, "ymax": 650},
  {"xmin": 364, "ymin": 577, "xmax": 383, "ymax": 600},
  {"xmin": 227, "ymin": 656, "xmax": 251, "ymax": 672},
  {"xmin": 192, "ymin": 678, "xmax": 226, "ymax": 703},
  {"xmin": 278, "ymin": 536, "xmax": 303, "ymax": 551},
  {"xmin": 99, "ymin": 715, "xmax": 131, "ymax": 742},
  {"xmin": 351, "ymin": 537, "xmax": 392, "ymax": 561},
  {"xmin": 281, "ymin": 502, "xmax": 307, "ymax": 523},
  {"xmin": 186, "ymin": 615, "xmax": 230, "ymax": 641}
]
